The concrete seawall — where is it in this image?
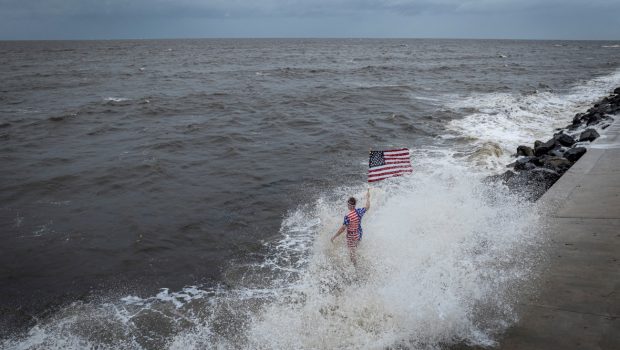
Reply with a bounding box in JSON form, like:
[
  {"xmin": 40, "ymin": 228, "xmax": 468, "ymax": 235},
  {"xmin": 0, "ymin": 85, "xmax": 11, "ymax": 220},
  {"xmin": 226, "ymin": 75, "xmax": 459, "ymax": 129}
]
[{"xmin": 499, "ymin": 118, "xmax": 620, "ymax": 349}]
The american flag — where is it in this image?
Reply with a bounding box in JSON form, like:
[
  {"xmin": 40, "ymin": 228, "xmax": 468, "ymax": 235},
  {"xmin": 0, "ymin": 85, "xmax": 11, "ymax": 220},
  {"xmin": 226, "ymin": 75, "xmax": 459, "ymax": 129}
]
[{"xmin": 368, "ymin": 148, "xmax": 413, "ymax": 183}]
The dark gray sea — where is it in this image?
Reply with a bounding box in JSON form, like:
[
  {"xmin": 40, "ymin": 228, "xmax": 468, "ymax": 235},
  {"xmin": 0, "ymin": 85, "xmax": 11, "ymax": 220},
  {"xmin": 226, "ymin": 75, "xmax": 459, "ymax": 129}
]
[{"xmin": 1, "ymin": 39, "xmax": 619, "ymax": 349}]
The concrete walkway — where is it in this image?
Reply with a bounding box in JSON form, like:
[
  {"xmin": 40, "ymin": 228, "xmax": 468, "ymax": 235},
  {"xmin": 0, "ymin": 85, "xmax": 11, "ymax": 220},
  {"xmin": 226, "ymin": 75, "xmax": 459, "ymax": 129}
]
[{"xmin": 500, "ymin": 119, "xmax": 620, "ymax": 349}]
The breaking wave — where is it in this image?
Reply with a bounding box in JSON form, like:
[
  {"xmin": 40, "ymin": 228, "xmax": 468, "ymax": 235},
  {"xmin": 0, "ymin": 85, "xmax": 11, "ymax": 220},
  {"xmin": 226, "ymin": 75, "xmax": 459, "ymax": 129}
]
[
  {"xmin": 446, "ymin": 69, "xmax": 620, "ymax": 171},
  {"xmin": 2, "ymin": 152, "xmax": 546, "ymax": 349}
]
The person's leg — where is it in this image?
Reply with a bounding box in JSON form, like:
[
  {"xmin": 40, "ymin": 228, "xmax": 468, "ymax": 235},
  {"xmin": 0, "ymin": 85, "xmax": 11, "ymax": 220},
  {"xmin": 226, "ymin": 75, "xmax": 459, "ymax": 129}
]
[
  {"xmin": 347, "ymin": 239, "xmax": 358, "ymax": 267},
  {"xmin": 349, "ymin": 247, "xmax": 357, "ymax": 267}
]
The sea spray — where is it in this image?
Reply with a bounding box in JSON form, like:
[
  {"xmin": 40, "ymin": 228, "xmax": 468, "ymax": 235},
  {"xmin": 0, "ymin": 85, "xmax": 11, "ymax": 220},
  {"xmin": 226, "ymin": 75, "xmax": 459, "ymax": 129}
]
[
  {"xmin": 239, "ymin": 163, "xmax": 544, "ymax": 349},
  {"xmin": 3, "ymin": 159, "xmax": 546, "ymax": 350}
]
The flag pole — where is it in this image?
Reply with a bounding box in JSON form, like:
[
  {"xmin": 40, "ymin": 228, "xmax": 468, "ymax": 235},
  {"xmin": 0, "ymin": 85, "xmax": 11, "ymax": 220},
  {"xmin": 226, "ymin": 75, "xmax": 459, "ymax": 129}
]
[{"xmin": 368, "ymin": 148, "xmax": 372, "ymax": 193}]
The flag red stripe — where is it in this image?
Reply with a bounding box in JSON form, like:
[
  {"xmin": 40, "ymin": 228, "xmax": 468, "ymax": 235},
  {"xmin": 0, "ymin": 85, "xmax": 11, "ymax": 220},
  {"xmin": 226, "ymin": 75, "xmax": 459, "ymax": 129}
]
[
  {"xmin": 369, "ymin": 166, "xmax": 412, "ymax": 173},
  {"xmin": 368, "ymin": 162, "xmax": 411, "ymax": 173},
  {"xmin": 368, "ymin": 165, "xmax": 411, "ymax": 176},
  {"xmin": 368, "ymin": 169, "xmax": 413, "ymax": 179},
  {"xmin": 385, "ymin": 153, "xmax": 410, "ymax": 156},
  {"xmin": 369, "ymin": 168, "xmax": 413, "ymax": 176},
  {"xmin": 384, "ymin": 153, "xmax": 410, "ymax": 157},
  {"xmin": 368, "ymin": 173, "xmax": 409, "ymax": 183}
]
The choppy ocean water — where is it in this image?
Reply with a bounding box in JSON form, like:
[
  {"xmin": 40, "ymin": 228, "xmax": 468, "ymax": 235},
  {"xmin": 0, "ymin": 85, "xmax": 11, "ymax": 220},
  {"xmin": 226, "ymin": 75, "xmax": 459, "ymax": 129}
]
[{"xmin": 1, "ymin": 38, "xmax": 619, "ymax": 349}]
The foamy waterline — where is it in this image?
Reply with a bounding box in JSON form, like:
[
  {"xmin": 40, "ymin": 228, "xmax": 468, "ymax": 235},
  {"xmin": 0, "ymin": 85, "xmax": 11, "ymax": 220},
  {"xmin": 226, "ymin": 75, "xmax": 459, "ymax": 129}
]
[{"xmin": 446, "ymin": 69, "xmax": 620, "ymax": 172}]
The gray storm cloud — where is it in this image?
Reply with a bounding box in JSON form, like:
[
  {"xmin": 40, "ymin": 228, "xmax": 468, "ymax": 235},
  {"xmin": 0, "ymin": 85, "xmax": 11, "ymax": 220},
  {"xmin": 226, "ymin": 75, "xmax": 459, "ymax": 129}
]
[
  {"xmin": 2, "ymin": 0, "xmax": 618, "ymax": 18},
  {"xmin": 0, "ymin": 0, "xmax": 618, "ymax": 39}
]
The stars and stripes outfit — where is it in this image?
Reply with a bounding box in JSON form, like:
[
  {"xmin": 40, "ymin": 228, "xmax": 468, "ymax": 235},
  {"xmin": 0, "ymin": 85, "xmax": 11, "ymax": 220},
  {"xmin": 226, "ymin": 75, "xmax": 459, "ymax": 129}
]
[
  {"xmin": 343, "ymin": 207, "xmax": 366, "ymax": 248},
  {"xmin": 368, "ymin": 148, "xmax": 413, "ymax": 182}
]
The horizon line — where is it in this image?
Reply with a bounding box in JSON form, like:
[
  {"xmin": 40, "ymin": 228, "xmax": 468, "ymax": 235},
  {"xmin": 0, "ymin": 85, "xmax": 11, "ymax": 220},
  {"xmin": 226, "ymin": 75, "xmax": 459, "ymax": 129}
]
[{"xmin": 1, "ymin": 36, "xmax": 619, "ymax": 42}]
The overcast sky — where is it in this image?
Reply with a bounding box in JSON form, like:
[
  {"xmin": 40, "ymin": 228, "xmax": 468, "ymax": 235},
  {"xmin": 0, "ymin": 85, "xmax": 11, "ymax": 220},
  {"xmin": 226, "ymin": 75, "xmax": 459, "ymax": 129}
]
[{"xmin": 1, "ymin": 0, "xmax": 619, "ymax": 40}]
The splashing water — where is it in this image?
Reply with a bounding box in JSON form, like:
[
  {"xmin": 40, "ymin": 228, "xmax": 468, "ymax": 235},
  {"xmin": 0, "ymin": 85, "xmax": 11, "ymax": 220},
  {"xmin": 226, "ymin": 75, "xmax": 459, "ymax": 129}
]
[
  {"xmin": 232, "ymin": 162, "xmax": 543, "ymax": 350},
  {"xmin": 2, "ymin": 154, "xmax": 546, "ymax": 350},
  {"xmin": 7, "ymin": 69, "xmax": 620, "ymax": 350}
]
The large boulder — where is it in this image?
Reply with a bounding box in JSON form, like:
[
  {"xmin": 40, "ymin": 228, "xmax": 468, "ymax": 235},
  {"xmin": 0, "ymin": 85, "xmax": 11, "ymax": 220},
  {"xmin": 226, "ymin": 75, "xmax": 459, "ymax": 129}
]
[
  {"xmin": 565, "ymin": 147, "xmax": 587, "ymax": 162},
  {"xmin": 585, "ymin": 113, "xmax": 602, "ymax": 126},
  {"xmin": 516, "ymin": 145, "xmax": 534, "ymax": 157},
  {"xmin": 534, "ymin": 138, "xmax": 557, "ymax": 157},
  {"xmin": 542, "ymin": 156, "xmax": 573, "ymax": 174},
  {"xmin": 549, "ymin": 147, "xmax": 567, "ymax": 157},
  {"xmin": 529, "ymin": 167, "xmax": 560, "ymax": 182},
  {"xmin": 572, "ymin": 113, "xmax": 585, "ymax": 125},
  {"xmin": 554, "ymin": 133, "xmax": 576, "ymax": 147},
  {"xmin": 514, "ymin": 157, "xmax": 536, "ymax": 171},
  {"xmin": 614, "ymin": 87, "xmax": 620, "ymax": 95},
  {"xmin": 579, "ymin": 128, "xmax": 600, "ymax": 142}
]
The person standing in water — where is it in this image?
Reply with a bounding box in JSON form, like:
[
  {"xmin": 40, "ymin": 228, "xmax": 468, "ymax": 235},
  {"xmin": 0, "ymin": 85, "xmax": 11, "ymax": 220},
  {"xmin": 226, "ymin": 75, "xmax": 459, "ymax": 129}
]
[{"xmin": 331, "ymin": 189, "xmax": 370, "ymax": 265}]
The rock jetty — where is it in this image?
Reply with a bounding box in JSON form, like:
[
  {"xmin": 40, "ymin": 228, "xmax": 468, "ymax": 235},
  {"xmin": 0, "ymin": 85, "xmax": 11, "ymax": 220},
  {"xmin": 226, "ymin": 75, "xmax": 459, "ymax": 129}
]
[{"xmin": 488, "ymin": 87, "xmax": 620, "ymax": 200}]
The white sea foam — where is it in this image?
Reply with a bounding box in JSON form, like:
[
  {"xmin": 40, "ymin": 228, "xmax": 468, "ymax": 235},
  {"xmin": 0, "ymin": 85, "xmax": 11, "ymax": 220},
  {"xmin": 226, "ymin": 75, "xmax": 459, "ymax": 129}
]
[
  {"xmin": 103, "ymin": 97, "xmax": 130, "ymax": 102},
  {"xmin": 245, "ymin": 174, "xmax": 542, "ymax": 349},
  {"xmin": 446, "ymin": 69, "xmax": 620, "ymax": 171},
  {"xmin": 122, "ymin": 287, "xmax": 212, "ymax": 309}
]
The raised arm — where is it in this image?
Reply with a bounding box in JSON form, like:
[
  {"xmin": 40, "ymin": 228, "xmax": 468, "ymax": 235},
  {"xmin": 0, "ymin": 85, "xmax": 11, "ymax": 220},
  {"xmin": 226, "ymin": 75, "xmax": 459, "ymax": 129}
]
[{"xmin": 365, "ymin": 188, "xmax": 371, "ymax": 212}]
